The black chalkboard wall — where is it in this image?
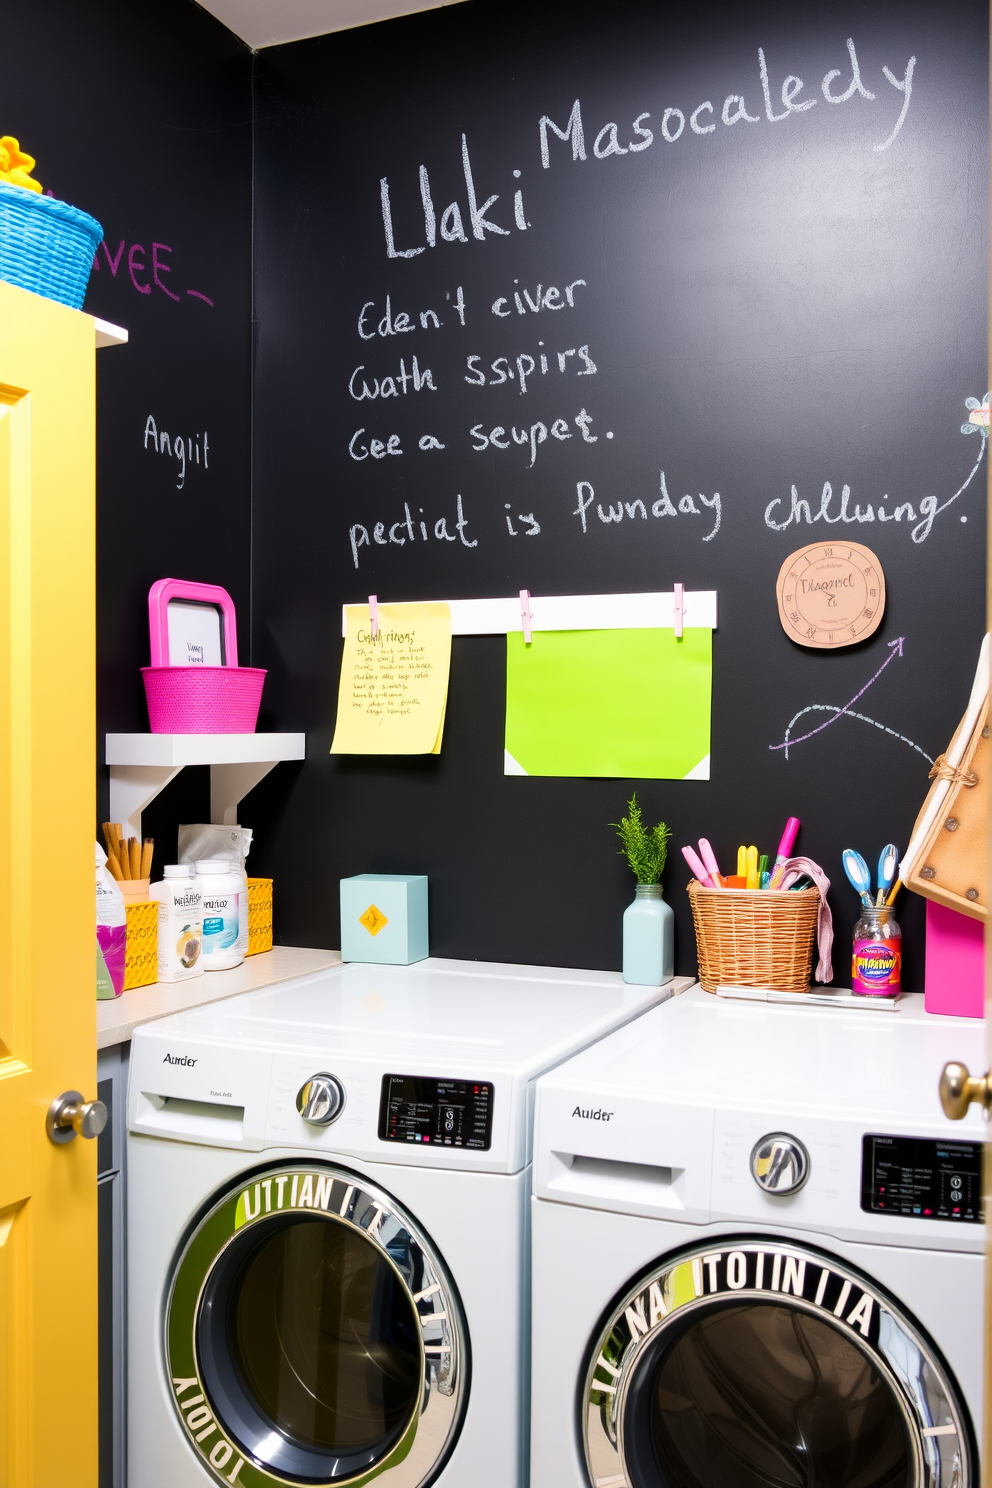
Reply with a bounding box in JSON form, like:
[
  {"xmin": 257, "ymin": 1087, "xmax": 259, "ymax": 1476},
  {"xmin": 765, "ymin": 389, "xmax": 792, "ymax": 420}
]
[
  {"xmin": 249, "ymin": 0, "xmax": 989, "ymax": 986},
  {"xmin": 0, "ymin": 0, "xmax": 252, "ymax": 851},
  {"xmin": 9, "ymin": 0, "xmax": 986, "ymax": 987}
]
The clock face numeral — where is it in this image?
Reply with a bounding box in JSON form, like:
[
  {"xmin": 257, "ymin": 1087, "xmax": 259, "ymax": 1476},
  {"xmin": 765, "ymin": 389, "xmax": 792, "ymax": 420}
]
[{"xmin": 777, "ymin": 543, "xmax": 885, "ymax": 650}]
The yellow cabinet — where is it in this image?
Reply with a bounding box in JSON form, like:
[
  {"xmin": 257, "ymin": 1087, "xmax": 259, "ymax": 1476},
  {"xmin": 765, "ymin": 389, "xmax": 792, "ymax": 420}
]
[{"xmin": 0, "ymin": 281, "xmax": 98, "ymax": 1487}]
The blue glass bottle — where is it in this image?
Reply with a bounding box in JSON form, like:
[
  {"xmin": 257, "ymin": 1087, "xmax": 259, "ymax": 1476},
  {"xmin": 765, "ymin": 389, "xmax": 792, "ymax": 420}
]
[{"xmin": 623, "ymin": 883, "xmax": 674, "ymax": 986}]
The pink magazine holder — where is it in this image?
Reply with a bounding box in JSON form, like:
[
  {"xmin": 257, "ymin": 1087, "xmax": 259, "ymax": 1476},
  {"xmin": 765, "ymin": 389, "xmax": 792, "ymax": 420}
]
[{"xmin": 141, "ymin": 579, "xmax": 266, "ymax": 733}]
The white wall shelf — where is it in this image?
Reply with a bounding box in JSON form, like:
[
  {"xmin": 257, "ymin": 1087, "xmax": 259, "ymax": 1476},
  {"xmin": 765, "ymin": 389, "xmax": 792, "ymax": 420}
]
[
  {"xmin": 105, "ymin": 732, "xmax": 305, "ymax": 839},
  {"xmin": 93, "ymin": 317, "xmax": 128, "ymax": 348}
]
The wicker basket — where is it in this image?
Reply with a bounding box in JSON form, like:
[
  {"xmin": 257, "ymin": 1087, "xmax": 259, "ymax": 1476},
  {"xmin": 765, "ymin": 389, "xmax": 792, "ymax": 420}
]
[
  {"xmin": 687, "ymin": 880, "xmax": 820, "ymax": 994},
  {"xmin": 247, "ymin": 877, "xmax": 273, "ymax": 956},
  {"xmin": 0, "ymin": 181, "xmax": 102, "ymax": 309},
  {"xmin": 124, "ymin": 901, "xmax": 158, "ymax": 991},
  {"xmin": 141, "ymin": 665, "xmax": 266, "ymax": 733}
]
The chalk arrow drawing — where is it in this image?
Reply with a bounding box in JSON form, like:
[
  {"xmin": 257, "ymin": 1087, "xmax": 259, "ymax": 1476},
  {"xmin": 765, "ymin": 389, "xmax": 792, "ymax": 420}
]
[
  {"xmin": 770, "ymin": 638, "xmax": 925, "ymax": 761},
  {"xmin": 772, "ymin": 703, "xmax": 934, "ymax": 765}
]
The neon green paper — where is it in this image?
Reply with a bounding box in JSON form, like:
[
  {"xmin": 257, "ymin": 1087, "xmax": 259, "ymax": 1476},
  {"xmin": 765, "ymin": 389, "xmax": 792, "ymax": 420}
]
[{"xmin": 504, "ymin": 629, "xmax": 712, "ymax": 779}]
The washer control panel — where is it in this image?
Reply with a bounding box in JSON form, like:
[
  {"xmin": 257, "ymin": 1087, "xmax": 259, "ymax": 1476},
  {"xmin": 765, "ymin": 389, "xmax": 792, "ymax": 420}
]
[
  {"xmin": 378, "ymin": 1073, "xmax": 494, "ymax": 1150},
  {"xmin": 296, "ymin": 1072, "xmax": 345, "ymax": 1126},
  {"xmin": 861, "ymin": 1133, "xmax": 983, "ymax": 1223}
]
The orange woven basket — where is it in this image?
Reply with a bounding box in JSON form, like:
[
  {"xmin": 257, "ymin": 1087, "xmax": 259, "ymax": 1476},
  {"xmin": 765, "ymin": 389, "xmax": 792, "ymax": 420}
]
[
  {"xmin": 247, "ymin": 877, "xmax": 273, "ymax": 956},
  {"xmin": 687, "ymin": 880, "xmax": 820, "ymax": 994},
  {"xmin": 124, "ymin": 900, "xmax": 158, "ymax": 991}
]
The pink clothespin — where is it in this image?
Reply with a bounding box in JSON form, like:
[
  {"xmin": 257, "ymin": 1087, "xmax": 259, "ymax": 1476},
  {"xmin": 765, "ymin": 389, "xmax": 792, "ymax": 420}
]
[
  {"xmin": 673, "ymin": 582, "xmax": 684, "ymax": 640},
  {"xmin": 520, "ymin": 589, "xmax": 533, "ymax": 645},
  {"xmin": 369, "ymin": 594, "xmax": 379, "ymax": 639}
]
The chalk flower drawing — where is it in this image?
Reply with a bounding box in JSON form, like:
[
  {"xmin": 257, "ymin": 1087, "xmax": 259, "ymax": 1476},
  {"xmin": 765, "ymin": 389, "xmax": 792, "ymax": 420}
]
[{"xmin": 962, "ymin": 393, "xmax": 990, "ymax": 436}]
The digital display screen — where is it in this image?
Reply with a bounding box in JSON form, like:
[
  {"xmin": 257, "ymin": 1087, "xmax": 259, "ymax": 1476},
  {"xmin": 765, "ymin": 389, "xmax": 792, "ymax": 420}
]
[
  {"xmin": 378, "ymin": 1074, "xmax": 494, "ymax": 1150},
  {"xmin": 861, "ymin": 1133, "xmax": 983, "ymax": 1223}
]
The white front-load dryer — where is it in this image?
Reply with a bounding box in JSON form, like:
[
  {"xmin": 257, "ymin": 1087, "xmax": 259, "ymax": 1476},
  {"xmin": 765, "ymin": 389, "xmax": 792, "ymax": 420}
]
[
  {"xmin": 126, "ymin": 956, "xmax": 685, "ymax": 1488},
  {"xmin": 530, "ymin": 988, "xmax": 984, "ymax": 1488}
]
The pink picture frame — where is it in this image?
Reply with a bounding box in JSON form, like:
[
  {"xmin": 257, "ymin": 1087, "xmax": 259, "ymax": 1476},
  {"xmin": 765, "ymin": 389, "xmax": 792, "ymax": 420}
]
[{"xmin": 147, "ymin": 578, "xmax": 239, "ymax": 668}]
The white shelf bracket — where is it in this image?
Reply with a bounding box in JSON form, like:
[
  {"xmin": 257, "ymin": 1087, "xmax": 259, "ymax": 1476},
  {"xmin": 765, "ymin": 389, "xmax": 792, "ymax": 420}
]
[
  {"xmin": 109, "ymin": 765, "xmax": 184, "ymax": 841},
  {"xmin": 105, "ymin": 733, "xmax": 305, "ymax": 841},
  {"xmin": 210, "ymin": 761, "xmax": 280, "ymax": 826}
]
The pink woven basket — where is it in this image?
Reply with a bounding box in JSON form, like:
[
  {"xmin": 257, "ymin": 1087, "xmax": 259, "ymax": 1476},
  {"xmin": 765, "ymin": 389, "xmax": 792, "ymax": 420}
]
[{"xmin": 141, "ymin": 666, "xmax": 266, "ymax": 733}]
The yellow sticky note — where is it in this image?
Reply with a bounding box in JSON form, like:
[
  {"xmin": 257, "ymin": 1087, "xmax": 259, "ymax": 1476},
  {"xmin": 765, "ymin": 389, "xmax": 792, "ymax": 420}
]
[{"xmin": 331, "ymin": 603, "xmax": 451, "ymax": 754}]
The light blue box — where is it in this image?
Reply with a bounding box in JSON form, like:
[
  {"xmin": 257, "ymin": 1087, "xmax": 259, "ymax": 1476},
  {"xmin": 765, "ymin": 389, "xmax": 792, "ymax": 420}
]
[{"xmin": 340, "ymin": 874, "xmax": 429, "ymax": 965}]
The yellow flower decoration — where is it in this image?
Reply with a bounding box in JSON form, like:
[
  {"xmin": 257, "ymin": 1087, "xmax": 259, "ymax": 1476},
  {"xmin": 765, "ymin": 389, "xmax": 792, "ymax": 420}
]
[{"xmin": 0, "ymin": 136, "xmax": 43, "ymax": 194}]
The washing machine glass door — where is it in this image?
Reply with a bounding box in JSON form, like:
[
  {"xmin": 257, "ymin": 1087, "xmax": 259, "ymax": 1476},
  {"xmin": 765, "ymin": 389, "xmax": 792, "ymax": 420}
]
[
  {"xmin": 166, "ymin": 1163, "xmax": 467, "ymax": 1488},
  {"xmin": 584, "ymin": 1239, "xmax": 974, "ymax": 1488}
]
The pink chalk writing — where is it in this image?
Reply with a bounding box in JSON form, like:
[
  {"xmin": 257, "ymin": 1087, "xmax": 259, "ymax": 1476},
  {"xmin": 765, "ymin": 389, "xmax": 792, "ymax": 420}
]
[{"xmin": 91, "ymin": 236, "xmax": 214, "ymax": 307}]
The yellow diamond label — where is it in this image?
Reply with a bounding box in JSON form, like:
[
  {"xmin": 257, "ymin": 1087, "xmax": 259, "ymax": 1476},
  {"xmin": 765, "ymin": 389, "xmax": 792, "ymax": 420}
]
[{"xmin": 359, "ymin": 904, "xmax": 388, "ymax": 936}]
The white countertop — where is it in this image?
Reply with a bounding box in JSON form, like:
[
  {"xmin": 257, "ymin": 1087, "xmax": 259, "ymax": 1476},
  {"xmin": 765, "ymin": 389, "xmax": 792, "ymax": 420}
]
[
  {"xmin": 97, "ymin": 950, "xmax": 693, "ymax": 1049},
  {"xmin": 97, "ymin": 945, "xmax": 342, "ymax": 1048}
]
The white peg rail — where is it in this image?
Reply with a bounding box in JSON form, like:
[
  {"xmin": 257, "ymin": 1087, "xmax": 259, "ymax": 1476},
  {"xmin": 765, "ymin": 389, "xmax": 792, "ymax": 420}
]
[{"xmin": 341, "ymin": 589, "xmax": 717, "ymax": 636}]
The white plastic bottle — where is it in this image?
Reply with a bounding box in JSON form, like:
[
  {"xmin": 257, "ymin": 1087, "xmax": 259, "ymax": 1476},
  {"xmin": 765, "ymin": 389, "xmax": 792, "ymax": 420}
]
[
  {"xmin": 151, "ymin": 866, "xmax": 204, "ymax": 982},
  {"xmin": 195, "ymin": 859, "xmax": 245, "ymax": 970}
]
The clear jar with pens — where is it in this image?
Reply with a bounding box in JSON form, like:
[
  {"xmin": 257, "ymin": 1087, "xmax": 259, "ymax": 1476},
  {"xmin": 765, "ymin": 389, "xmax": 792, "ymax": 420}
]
[{"xmin": 852, "ymin": 904, "xmax": 901, "ymax": 997}]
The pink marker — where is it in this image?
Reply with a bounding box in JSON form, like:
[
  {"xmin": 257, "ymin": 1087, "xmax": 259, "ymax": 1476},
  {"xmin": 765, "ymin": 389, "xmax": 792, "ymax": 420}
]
[
  {"xmin": 698, "ymin": 838, "xmax": 724, "ymax": 888},
  {"xmin": 768, "ymin": 817, "xmax": 800, "ymax": 888},
  {"xmin": 682, "ymin": 845, "xmax": 717, "ymax": 888}
]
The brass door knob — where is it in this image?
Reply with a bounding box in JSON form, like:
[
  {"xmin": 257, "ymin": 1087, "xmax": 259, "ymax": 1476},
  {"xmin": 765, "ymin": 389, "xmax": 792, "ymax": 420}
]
[
  {"xmin": 46, "ymin": 1090, "xmax": 108, "ymax": 1145},
  {"xmin": 938, "ymin": 1062, "xmax": 991, "ymax": 1121}
]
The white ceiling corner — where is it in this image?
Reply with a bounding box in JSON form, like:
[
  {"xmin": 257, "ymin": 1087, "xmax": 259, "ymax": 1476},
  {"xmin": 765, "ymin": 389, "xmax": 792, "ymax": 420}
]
[{"xmin": 197, "ymin": 0, "xmax": 469, "ymax": 48}]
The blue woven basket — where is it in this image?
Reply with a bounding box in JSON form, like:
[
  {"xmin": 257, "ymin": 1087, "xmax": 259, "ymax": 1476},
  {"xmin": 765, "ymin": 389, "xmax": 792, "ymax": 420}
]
[{"xmin": 0, "ymin": 181, "xmax": 102, "ymax": 310}]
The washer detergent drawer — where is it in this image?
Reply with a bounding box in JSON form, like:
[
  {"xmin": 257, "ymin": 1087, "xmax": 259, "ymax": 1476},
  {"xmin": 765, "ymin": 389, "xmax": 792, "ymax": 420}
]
[
  {"xmin": 128, "ymin": 1033, "xmax": 272, "ymax": 1150},
  {"xmin": 533, "ymin": 1091, "xmax": 713, "ymax": 1222}
]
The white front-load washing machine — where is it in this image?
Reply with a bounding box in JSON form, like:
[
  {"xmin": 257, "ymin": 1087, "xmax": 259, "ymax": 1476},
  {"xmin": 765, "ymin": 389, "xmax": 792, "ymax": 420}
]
[
  {"xmin": 126, "ymin": 956, "xmax": 686, "ymax": 1488},
  {"xmin": 530, "ymin": 987, "xmax": 985, "ymax": 1488}
]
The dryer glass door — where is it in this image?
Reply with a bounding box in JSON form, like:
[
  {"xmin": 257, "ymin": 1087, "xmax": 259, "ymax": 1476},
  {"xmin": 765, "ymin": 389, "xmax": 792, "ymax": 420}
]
[
  {"xmin": 584, "ymin": 1240, "xmax": 974, "ymax": 1488},
  {"xmin": 166, "ymin": 1163, "xmax": 467, "ymax": 1488}
]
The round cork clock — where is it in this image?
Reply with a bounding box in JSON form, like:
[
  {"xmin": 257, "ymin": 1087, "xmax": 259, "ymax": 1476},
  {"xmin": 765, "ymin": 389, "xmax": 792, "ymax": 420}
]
[{"xmin": 776, "ymin": 542, "xmax": 886, "ymax": 649}]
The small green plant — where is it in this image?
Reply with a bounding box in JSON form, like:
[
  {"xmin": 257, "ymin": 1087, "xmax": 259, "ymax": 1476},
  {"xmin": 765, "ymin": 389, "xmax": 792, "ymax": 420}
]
[{"xmin": 611, "ymin": 793, "xmax": 671, "ymax": 884}]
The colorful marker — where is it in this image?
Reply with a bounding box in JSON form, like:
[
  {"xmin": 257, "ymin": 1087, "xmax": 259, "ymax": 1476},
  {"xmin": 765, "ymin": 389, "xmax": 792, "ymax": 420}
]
[
  {"xmin": 768, "ymin": 817, "xmax": 800, "ymax": 888},
  {"xmin": 698, "ymin": 838, "xmax": 724, "ymax": 888},
  {"xmin": 681, "ymin": 845, "xmax": 717, "ymax": 888},
  {"xmin": 746, "ymin": 845, "xmax": 759, "ymax": 889}
]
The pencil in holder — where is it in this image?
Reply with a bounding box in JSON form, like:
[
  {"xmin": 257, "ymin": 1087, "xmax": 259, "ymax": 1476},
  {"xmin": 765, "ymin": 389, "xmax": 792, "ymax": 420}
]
[
  {"xmin": 123, "ymin": 901, "xmax": 158, "ymax": 991},
  {"xmin": 247, "ymin": 877, "xmax": 273, "ymax": 956},
  {"xmin": 687, "ymin": 880, "xmax": 820, "ymax": 994}
]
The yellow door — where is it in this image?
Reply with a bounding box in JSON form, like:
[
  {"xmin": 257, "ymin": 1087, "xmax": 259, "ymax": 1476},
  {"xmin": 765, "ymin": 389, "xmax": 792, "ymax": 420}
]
[{"xmin": 0, "ymin": 282, "xmax": 98, "ymax": 1486}]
